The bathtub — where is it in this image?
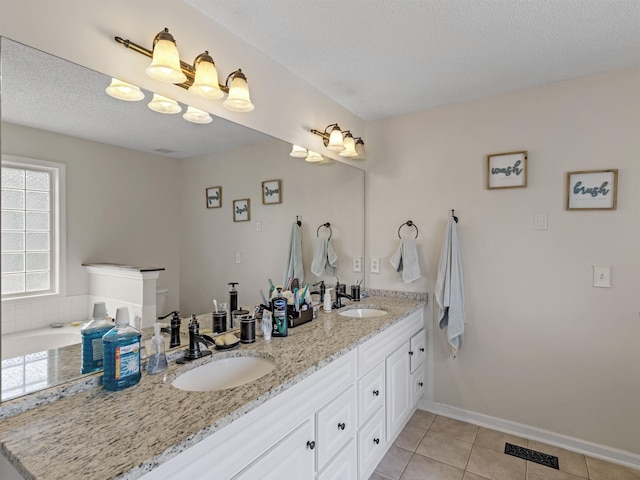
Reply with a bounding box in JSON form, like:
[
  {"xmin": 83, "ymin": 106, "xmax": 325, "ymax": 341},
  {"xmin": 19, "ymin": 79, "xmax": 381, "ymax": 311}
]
[{"xmin": 1, "ymin": 324, "xmax": 83, "ymax": 360}]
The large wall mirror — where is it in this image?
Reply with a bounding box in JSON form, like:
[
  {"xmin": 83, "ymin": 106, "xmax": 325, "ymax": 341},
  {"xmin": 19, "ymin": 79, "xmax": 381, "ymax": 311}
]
[{"xmin": 0, "ymin": 37, "xmax": 365, "ymax": 401}]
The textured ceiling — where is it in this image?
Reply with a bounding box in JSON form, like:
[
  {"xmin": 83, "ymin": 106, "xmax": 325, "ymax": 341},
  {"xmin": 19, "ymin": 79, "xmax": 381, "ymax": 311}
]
[
  {"xmin": 1, "ymin": 39, "xmax": 272, "ymax": 159},
  {"xmin": 187, "ymin": 0, "xmax": 640, "ymax": 120}
]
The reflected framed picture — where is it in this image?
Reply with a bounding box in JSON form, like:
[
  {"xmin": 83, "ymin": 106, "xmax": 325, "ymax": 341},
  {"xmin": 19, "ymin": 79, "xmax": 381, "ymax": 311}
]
[
  {"xmin": 205, "ymin": 186, "xmax": 222, "ymax": 208},
  {"xmin": 262, "ymin": 179, "xmax": 282, "ymax": 204},
  {"xmin": 233, "ymin": 198, "xmax": 251, "ymax": 222},
  {"xmin": 487, "ymin": 151, "xmax": 527, "ymax": 189},
  {"xmin": 567, "ymin": 169, "xmax": 618, "ymax": 210}
]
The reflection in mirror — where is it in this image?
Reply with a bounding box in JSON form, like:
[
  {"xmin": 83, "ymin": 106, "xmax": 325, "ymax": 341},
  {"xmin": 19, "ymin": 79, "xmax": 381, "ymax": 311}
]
[{"xmin": 0, "ymin": 37, "xmax": 365, "ymax": 401}]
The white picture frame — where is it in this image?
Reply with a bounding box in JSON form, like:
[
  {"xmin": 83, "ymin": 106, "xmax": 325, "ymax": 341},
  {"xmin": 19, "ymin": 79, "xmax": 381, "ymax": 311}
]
[
  {"xmin": 262, "ymin": 179, "xmax": 282, "ymax": 205},
  {"xmin": 567, "ymin": 169, "xmax": 618, "ymax": 210},
  {"xmin": 206, "ymin": 186, "xmax": 222, "ymax": 208},
  {"xmin": 233, "ymin": 198, "xmax": 251, "ymax": 222},
  {"xmin": 487, "ymin": 151, "xmax": 528, "ymax": 189}
]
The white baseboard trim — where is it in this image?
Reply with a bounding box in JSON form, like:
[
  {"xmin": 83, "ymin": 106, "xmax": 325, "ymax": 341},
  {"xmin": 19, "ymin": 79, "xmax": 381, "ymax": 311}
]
[{"xmin": 421, "ymin": 401, "xmax": 640, "ymax": 471}]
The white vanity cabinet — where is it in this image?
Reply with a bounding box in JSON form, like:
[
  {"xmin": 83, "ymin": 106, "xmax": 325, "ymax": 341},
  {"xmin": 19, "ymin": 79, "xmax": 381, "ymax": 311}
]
[{"xmin": 141, "ymin": 308, "xmax": 426, "ymax": 480}]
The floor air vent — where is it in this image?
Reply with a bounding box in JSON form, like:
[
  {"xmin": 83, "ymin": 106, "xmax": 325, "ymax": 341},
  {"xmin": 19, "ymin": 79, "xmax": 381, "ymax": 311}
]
[{"xmin": 504, "ymin": 443, "xmax": 559, "ymax": 469}]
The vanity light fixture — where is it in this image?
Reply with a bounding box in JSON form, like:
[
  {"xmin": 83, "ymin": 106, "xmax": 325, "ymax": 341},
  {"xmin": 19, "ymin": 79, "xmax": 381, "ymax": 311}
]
[
  {"xmin": 183, "ymin": 106, "xmax": 213, "ymax": 124},
  {"xmin": 105, "ymin": 78, "xmax": 145, "ymax": 101},
  {"xmin": 115, "ymin": 28, "xmax": 255, "ymax": 113},
  {"xmin": 311, "ymin": 123, "xmax": 365, "ymax": 158},
  {"xmin": 289, "ymin": 145, "xmax": 308, "ymax": 158},
  {"xmin": 147, "ymin": 93, "xmax": 182, "ymax": 114},
  {"xmin": 305, "ymin": 150, "xmax": 324, "ymax": 163}
]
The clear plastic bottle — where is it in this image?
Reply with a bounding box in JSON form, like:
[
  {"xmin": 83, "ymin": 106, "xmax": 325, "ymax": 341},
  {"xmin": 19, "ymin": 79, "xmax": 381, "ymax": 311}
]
[
  {"xmin": 146, "ymin": 323, "xmax": 168, "ymax": 375},
  {"xmin": 102, "ymin": 307, "xmax": 142, "ymax": 391},
  {"xmin": 81, "ymin": 302, "xmax": 113, "ymax": 374}
]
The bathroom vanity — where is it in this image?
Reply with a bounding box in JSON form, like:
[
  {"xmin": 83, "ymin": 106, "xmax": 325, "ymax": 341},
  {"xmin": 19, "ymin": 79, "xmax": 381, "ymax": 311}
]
[{"xmin": 0, "ymin": 294, "xmax": 426, "ymax": 480}]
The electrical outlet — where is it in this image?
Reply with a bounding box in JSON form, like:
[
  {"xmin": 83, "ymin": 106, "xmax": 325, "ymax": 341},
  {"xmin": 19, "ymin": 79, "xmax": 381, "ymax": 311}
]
[
  {"xmin": 593, "ymin": 266, "xmax": 611, "ymax": 287},
  {"xmin": 235, "ymin": 252, "xmax": 242, "ymax": 264},
  {"xmin": 353, "ymin": 257, "xmax": 362, "ymax": 273},
  {"xmin": 371, "ymin": 256, "xmax": 381, "ymax": 274}
]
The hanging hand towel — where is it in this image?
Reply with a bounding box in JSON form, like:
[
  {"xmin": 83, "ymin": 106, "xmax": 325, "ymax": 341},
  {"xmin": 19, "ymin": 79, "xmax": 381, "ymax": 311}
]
[
  {"xmin": 311, "ymin": 237, "xmax": 338, "ymax": 276},
  {"xmin": 283, "ymin": 221, "xmax": 304, "ymax": 285},
  {"xmin": 435, "ymin": 217, "xmax": 466, "ymax": 357},
  {"xmin": 389, "ymin": 239, "xmax": 421, "ymax": 283}
]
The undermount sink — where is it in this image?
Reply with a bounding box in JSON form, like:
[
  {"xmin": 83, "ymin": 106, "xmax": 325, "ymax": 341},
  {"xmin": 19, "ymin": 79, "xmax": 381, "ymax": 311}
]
[
  {"xmin": 339, "ymin": 308, "xmax": 388, "ymax": 318},
  {"xmin": 172, "ymin": 356, "xmax": 275, "ymax": 392}
]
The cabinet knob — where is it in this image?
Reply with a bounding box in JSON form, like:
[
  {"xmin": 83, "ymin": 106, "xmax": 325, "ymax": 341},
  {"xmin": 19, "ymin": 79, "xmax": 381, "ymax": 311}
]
[
  {"xmin": 338, "ymin": 422, "xmax": 346, "ymax": 431},
  {"xmin": 420, "ymin": 347, "xmax": 425, "ymax": 352},
  {"xmin": 306, "ymin": 440, "xmax": 316, "ymax": 450},
  {"xmin": 373, "ymin": 438, "xmax": 380, "ymax": 445},
  {"xmin": 373, "ymin": 390, "xmax": 379, "ymax": 396},
  {"xmin": 418, "ymin": 382, "xmax": 424, "ymax": 387},
  {"xmin": 409, "ymin": 351, "xmax": 414, "ymax": 356}
]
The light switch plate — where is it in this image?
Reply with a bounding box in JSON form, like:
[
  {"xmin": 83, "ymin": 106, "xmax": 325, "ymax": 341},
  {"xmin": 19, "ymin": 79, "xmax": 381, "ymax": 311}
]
[
  {"xmin": 235, "ymin": 252, "xmax": 242, "ymax": 264},
  {"xmin": 371, "ymin": 256, "xmax": 380, "ymax": 274},
  {"xmin": 593, "ymin": 266, "xmax": 611, "ymax": 287},
  {"xmin": 534, "ymin": 213, "xmax": 548, "ymax": 230}
]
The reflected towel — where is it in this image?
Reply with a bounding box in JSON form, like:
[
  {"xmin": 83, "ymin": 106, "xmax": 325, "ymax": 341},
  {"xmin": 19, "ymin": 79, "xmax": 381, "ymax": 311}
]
[
  {"xmin": 311, "ymin": 237, "xmax": 338, "ymax": 276},
  {"xmin": 389, "ymin": 239, "xmax": 421, "ymax": 283},
  {"xmin": 283, "ymin": 221, "xmax": 304, "ymax": 285},
  {"xmin": 435, "ymin": 217, "xmax": 466, "ymax": 357}
]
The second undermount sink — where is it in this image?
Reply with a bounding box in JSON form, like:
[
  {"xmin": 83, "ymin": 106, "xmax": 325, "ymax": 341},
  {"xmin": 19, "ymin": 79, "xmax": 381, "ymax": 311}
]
[
  {"xmin": 172, "ymin": 356, "xmax": 275, "ymax": 392},
  {"xmin": 339, "ymin": 308, "xmax": 388, "ymax": 318}
]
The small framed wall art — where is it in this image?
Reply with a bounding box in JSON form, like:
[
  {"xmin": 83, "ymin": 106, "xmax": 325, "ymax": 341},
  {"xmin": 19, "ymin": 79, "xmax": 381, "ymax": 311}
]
[
  {"xmin": 205, "ymin": 186, "xmax": 222, "ymax": 208},
  {"xmin": 487, "ymin": 151, "xmax": 527, "ymax": 189},
  {"xmin": 262, "ymin": 179, "xmax": 282, "ymax": 205},
  {"xmin": 566, "ymin": 169, "xmax": 618, "ymax": 210},
  {"xmin": 233, "ymin": 198, "xmax": 251, "ymax": 222}
]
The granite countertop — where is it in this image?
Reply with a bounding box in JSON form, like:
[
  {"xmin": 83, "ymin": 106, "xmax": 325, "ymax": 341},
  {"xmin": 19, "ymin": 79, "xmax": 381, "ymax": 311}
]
[{"xmin": 0, "ymin": 294, "xmax": 425, "ymax": 480}]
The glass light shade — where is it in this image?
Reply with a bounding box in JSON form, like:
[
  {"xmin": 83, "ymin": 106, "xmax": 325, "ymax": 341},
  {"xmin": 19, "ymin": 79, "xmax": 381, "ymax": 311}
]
[
  {"xmin": 290, "ymin": 145, "xmax": 308, "ymax": 158},
  {"xmin": 305, "ymin": 150, "xmax": 324, "ymax": 163},
  {"xmin": 146, "ymin": 38, "xmax": 187, "ymax": 84},
  {"xmin": 339, "ymin": 133, "xmax": 358, "ymax": 157},
  {"xmin": 106, "ymin": 78, "xmax": 145, "ymax": 101},
  {"xmin": 183, "ymin": 106, "xmax": 213, "ymax": 124},
  {"xmin": 148, "ymin": 94, "xmax": 182, "ymax": 114},
  {"xmin": 355, "ymin": 139, "xmax": 366, "ymax": 158},
  {"xmin": 223, "ymin": 72, "xmax": 255, "ymax": 112},
  {"xmin": 189, "ymin": 54, "xmax": 224, "ymax": 100},
  {"xmin": 327, "ymin": 125, "xmax": 345, "ymax": 151}
]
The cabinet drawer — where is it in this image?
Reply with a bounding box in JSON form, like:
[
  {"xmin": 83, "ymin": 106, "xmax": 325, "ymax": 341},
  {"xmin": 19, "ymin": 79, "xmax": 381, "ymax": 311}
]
[
  {"xmin": 411, "ymin": 363, "xmax": 426, "ymax": 406},
  {"xmin": 357, "ymin": 408, "xmax": 386, "ymax": 480},
  {"xmin": 316, "ymin": 385, "xmax": 356, "ymax": 471},
  {"xmin": 316, "ymin": 438, "xmax": 357, "ymax": 480},
  {"xmin": 409, "ymin": 329, "xmax": 426, "ymax": 373},
  {"xmin": 357, "ymin": 362, "xmax": 385, "ymax": 427}
]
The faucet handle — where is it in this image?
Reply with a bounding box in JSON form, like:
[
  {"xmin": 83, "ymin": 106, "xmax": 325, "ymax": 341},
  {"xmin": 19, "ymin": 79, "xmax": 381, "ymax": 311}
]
[{"xmin": 158, "ymin": 310, "xmax": 179, "ymax": 320}]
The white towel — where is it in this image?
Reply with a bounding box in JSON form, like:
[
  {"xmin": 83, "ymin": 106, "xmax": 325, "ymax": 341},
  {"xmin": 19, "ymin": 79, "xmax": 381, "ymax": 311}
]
[
  {"xmin": 389, "ymin": 238, "xmax": 421, "ymax": 283},
  {"xmin": 435, "ymin": 217, "xmax": 466, "ymax": 357},
  {"xmin": 311, "ymin": 237, "xmax": 338, "ymax": 276},
  {"xmin": 283, "ymin": 221, "xmax": 304, "ymax": 285}
]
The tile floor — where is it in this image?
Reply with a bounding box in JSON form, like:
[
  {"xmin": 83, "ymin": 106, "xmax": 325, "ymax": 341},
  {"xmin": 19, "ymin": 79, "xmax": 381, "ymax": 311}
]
[{"xmin": 371, "ymin": 411, "xmax": 640, "ymax": 480}]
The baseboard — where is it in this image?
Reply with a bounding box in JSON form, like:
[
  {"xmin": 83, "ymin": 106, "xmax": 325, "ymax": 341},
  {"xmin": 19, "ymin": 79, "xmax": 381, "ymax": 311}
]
[{"xmin": 421, "ymin": 401, "xmax": 640, "ymax": 471}]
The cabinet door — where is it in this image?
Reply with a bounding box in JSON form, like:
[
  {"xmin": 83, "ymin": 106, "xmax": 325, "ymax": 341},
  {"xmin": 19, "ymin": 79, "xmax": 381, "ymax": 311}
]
[
  {"xmin": 316, "ymin": 385, "xmax": 356, "ymax": 470},
  {"xmin": 357, "ymin": 362, "xmax": 385, "ymax": 427},
  {"xmin": 411, "ymin": 362, "xmax": 426, "ymax": 407},
  {"xmin": 409, "ymin": 329, "xmax": 427, "ymax": 373},
  {"xmin": 316, "ymin": 438, "xmax": 357, "ymax": 480},
  {"xmin": 357, "ymin": 408, "xmax": 386, "ymax": 480},
  {"xmin": 232, "ymin": 419, "xmax": 315, "ymax": 480},
  {"xmin": 386, "ymin": 342, "xmax": 411, "ymax": 442}
]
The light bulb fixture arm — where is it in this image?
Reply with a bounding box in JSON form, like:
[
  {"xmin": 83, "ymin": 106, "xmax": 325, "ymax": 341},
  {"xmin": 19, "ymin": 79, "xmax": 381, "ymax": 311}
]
[
  {"xmin": 310, "ymin": 123, "xmax": 341, "ymax": 147},
  {"xmin": 114, "ymin": 34, "xmax": 231, "ymax": 93}
]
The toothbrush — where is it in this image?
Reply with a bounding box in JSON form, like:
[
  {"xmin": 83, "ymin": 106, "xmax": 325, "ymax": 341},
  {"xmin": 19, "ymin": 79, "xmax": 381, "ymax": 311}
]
[
  {"xmin": 213, "ymin": 299, "xmax": 219, "ymax": 313},
  {"xmin": 260, "ymin": 289, "xmax": 268, "ymax": 305},
  {"xmin": 299, "ymin": 283, "xmax": 309, "ymax": 307},
  {"xmin": 268, "ymin": 278, "xmax": 275, "ymax": 297}
]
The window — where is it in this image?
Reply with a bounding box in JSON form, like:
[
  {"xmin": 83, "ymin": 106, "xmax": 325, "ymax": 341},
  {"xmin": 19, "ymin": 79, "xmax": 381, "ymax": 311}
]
[{"xmin": 1, "ymin": 155, "xmax": 65, "ymax": 299}]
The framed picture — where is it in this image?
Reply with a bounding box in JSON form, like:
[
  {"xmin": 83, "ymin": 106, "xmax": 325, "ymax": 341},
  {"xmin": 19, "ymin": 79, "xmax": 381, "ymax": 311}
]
[
  {"xmin": 262, "ymin": 179, "xmax": 282, "ymax": 205},
  {"xmin": 205, "ymin": 186, "xmax": 222, "ymax": 208},
  {"xmin": 487, "ymin": 151, "xmax": 527, "ymax": 189},
  {"xmin": 567, "ymin": 169, "xmax": 618, "ymax": 210},
  {"xmin": 233, "ymin": 198, "xmax": 251, "ymax": 222}
]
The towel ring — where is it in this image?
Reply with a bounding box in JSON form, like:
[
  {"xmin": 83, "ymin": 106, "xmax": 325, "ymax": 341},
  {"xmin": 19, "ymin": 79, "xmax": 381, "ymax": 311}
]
[
  {"xmin": 398, "ymin": 220, "xmax": 419, "ymax": 239},
  {"xmin": 317, "ymin": 222, "xmax": 332, "ymax": 240}
]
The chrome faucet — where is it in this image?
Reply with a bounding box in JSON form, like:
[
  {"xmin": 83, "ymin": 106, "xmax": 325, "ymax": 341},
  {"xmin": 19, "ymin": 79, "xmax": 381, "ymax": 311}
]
[
  {"xmin": 180, "ymin": 315, "xmax": 214, "ymax": 362},
  {"xmin": 158, "ymin": 310, "xmax": 181, "ymax": 348}
]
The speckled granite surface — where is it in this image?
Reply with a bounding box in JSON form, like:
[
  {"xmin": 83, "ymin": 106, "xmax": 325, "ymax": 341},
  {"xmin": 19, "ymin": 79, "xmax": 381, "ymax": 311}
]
[{"xmin": 0, "ymin": 295, "xmax": 424, "ymax": 480}]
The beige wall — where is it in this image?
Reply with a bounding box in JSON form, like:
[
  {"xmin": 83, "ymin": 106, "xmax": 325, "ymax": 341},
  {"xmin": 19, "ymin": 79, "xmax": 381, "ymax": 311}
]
[
  {"xmin": 1, "ymin": 123, "xmax": 181, "ymax": 313},
  {"xmin": 365, "ymin": 67, "xmax": 640, "ymax": 455},
  {"xmin": 178, "ymin": 138, "xmax": 364, "ymax": 315}
]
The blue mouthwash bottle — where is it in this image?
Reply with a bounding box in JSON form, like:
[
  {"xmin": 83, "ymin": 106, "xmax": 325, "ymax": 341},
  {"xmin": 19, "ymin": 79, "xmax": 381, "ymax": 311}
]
[
  {"xmin": 81, "ymin": 302, "xmax": 113, "ymax": 374},
  {"xmin": 102, "ymin": 307, "xmax": 142, "ymax": 391}
]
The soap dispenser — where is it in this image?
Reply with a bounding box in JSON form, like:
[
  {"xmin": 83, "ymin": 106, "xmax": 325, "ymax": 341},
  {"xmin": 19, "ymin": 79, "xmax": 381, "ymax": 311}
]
[
  {"xmin": 147, "ymin": 323, "xmax": 168, "ymax": 375},
  {"xmin": 324, "ymin": 288, "xmax": 333, "ymax": 313}
]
